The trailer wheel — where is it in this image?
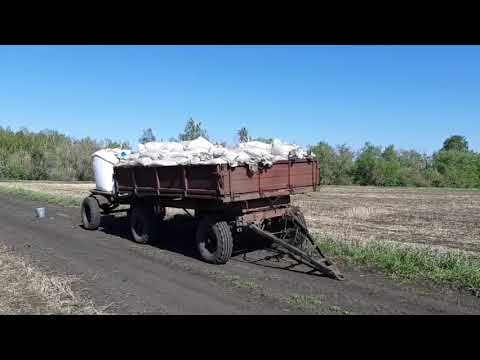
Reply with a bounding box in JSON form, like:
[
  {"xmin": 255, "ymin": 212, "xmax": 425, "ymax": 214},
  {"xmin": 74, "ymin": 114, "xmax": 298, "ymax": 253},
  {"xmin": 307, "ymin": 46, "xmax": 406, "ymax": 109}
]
[
  {"xmin": 196, "ymin": 217, "xmax": 233, "ymax": 264},
  {"xmin": 81, "ymin": 196, "xmax": 101, "ymax": 230},
  {"xmin": 129, "ymin": 206, "xmax": 154, "ymax": 244}
]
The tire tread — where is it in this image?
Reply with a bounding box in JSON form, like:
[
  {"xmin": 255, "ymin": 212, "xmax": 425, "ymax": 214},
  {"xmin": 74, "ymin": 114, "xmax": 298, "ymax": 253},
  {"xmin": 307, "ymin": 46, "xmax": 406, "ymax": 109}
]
[
  {"xmin": 129, "ymin": 206, "xmax": 153, "ymax": 244},
  {"xmin": 196, "ymin": 217, "xmax": 233, "ymax": 264},
  {"xmin": 81, "ymin": 196, "xmax": 101, "ymax": 230}
]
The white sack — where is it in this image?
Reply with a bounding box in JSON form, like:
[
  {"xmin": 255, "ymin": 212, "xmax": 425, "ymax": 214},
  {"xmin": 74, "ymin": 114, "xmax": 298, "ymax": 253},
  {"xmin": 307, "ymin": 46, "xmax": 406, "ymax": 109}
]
[
  {"xmin": 151, "ymin": 159, "xmax": 178, "ymax": 166},
  {"xmin": 184, "ymin": 136, "xmax": 214, "ymax": 152},
  {"xmin": 272, "ymin": 139, "xmax": 297, "ymax": 158},
  {"xmin": 138, "ymin": 157, "xmax": 153, "ymax": 166},
  {"xmin": 114, "ymin": 136, "xmax": 310, "ymax": 170},
  {"xmin": 239, "ymin": 141, "xmax": 272, "ymax": 152}
]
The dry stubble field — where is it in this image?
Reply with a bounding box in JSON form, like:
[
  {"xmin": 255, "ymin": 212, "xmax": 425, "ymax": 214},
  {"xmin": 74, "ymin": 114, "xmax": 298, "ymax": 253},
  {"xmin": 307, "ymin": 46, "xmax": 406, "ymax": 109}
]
[
  {"xmin": 294, "ymin": 186, "xmax": 480, "ymax": 255},
  {"xmin": 1, "ymin": 181, "xmax": 479, "ymax": 254}
]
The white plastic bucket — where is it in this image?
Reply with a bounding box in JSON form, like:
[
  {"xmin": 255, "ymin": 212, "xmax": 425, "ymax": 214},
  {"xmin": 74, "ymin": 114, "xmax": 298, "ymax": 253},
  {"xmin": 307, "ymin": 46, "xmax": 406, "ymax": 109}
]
[
  {"xmin": 35, "ymin": 207, "xmax": 46, "ymax": 218},
  {"xmin": 92, "ymin": 150, "xmax": 119, "ymax": 192}
]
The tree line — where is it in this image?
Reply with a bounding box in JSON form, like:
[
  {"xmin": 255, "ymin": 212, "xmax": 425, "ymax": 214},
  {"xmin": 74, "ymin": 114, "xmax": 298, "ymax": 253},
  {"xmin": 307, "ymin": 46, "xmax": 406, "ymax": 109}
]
[
  {"xmin": 236, "ymin": 127, "xmax": 480, "ymax": 188},
  {"xmin": 1, "ymin": 120, "xmax": 479, "ymax": 189},
  {"xmin": 309, "ymin": 135, "xmax": 480, "ymax": 188},
  {"xmin": 0, "ymin": 127, "xmax": 129, "ymax": 181}
]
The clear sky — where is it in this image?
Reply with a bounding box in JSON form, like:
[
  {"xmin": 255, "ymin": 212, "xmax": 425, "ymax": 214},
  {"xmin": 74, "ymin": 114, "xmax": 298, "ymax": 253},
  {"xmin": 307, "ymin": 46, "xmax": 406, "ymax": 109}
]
[{"xmin": 0, "ymin": 45, "xmax": 478, "ymax": 153}]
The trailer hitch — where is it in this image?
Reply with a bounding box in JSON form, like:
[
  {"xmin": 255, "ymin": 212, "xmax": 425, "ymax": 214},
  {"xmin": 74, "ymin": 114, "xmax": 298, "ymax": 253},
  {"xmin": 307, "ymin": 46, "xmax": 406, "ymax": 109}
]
[{"xmin": 248, "ymin": 224, "xmax": 344, "ymax": 281}]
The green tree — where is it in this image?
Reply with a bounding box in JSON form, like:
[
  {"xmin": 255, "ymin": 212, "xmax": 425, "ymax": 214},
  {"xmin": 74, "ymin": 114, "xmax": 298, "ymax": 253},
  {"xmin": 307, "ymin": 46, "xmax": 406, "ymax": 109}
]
[
  {"xmin": 237, "ymin": 127, "xmax": 250, "ymax": 143},
  {"xmin": 441, "ymin": 135, "xmax": 469, "ymax": 152},
  {"xmin": 333, "ymin": 144, "xmax": 354, "ymax": 185},
  {"xmin": 310, "ymin": 142, "xmax": 336, "ymax": 184},
  {"xmin": 379, "ymin": 145, "xmax": 405, "ymax": 186},
  {"xmin": 178, "ymin": 118, "xmax": 209, "ymax": 141},
  {"xmin": 352, "ymin": 143, "xmax": 384, "ymax": 186},
  {"xmin": 0, "ymin": 126, "xmax": 125, "ymax": 181},
  {"xmin": 397, "ymin": 150, "xmax": 431, "ymax": 187},
  {"xmin": 139, "ymin": 128, "xmax": 156, "ymax": 144},
  {"xmin": 30, "ymin": 148, "xmax": 48, "ymax": 180},
  {"xmin": 351, "ymin": 144, "xmax": 434, "ymax": 187},
  {"xmin": 309, "ymin": 142, "xmax": 355, "ymax": 185},
  {"xmin": 433, "ymin": 150, "xmax": 480, "ymax": 188},
  {"xmin": 102, "ymin": 138, "xmax": 129, "ymax": 149}
]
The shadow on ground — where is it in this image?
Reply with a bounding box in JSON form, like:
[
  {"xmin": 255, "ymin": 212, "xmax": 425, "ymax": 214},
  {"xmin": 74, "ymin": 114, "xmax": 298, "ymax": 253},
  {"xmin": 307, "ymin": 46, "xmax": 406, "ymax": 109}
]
[
  {"xmin": 97, "ymin": 213, "xmax": 269, "ymax": 260},
  {"xmin": 94, "ymin": 213, "xmax": 329, "ymax": 278}
]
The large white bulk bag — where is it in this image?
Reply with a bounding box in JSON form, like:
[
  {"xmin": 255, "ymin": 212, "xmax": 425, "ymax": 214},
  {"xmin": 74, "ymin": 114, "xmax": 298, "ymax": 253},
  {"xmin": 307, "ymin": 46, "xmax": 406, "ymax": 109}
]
[
  {"xmin": 184, "ymin": 136, "xmax": 214, "ymax": 152},
  {"xmin": 142, "ymin": 141, "xmax": 163, "ymax": 153},
  {"xmin": 234, "ymin": 151, "xmax": 252, "ymax": 163},
  {"xmin": 210, "ymin": 146, "xmax": 227, "ymax": 158},
  {"xmin": 271, "ymin": 139, "xmax": 298, "ymax": 158},
  {"xmin": 239, "ymin": 141, "xmax": 272, "ymax": 151},
  {"xmin": 151, "ymin": 159, "xmax": 178, "ymax": 166},
  {"xmin": 205, "ymin": 158, "xmax": 228, "ymax": 165},
  {"xmin": 272, "ymin": 155, "xmax": 286, "ymax": 162},
  {"xmin": 115, "ymin": 136, "xmax": 308, "ymax": 169},
  {"xmin": 238, "ymin": 141, "xmax": 273, "ymax": 159},
  {"xmin": 165, "ymin": 142, "xmax": 185, "ymax": 152},
  {"xmin": 143, "ymin": 141, "xmax": 184, "ymax": 154},
  {"xmin": 92, "ymin": 149, "xmax": 120, "ymax": 192},
  {"xmin": 138, "ymin": 157, "xmax": 154, "ymax": 166}
]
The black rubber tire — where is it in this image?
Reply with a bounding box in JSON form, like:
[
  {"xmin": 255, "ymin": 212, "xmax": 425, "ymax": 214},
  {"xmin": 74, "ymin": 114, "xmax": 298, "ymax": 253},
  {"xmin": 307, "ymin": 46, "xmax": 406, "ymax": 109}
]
[
  {"xmin": 81, "ymin": 196, "xmax": 101, "ymax": 230},
  {"xmin": 129, "ymin": 206, "xmax": 154, "ymax": 244},
  {"xmin": 196, "ymin": 217, "xmax": 233, "ymax": 264}
]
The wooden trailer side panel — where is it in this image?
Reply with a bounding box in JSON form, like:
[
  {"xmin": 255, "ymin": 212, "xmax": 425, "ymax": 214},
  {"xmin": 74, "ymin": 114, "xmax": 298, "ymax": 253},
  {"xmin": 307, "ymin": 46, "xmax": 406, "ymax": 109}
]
[
  {"xmin": 220, "ymin": 160, "xmax": 319, "ymax": 201},
  {"xmin": 115, "ymin": 164, "xmax": 219, "ymax": 196},
  {"xmin": 114, "ymin": 160, "xmax": 319, "ymax": 201}
]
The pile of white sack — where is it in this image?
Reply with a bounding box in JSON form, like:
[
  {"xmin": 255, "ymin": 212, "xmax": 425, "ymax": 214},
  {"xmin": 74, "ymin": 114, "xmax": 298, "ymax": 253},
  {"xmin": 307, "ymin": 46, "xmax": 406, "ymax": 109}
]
[{"xmin": 114, "ymin": 137, "xmax": 313, "ymax": 172}]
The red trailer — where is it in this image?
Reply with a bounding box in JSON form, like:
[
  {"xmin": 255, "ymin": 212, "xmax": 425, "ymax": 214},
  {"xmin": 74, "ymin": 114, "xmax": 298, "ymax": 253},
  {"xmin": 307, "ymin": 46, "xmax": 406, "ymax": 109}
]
[{"xmin": 80, "ymin": 159, "xmax": 343, "ymax": 280}]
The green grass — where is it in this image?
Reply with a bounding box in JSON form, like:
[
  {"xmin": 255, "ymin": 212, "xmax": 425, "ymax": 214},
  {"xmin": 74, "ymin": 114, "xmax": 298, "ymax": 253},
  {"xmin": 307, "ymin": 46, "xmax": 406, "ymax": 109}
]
[
  {"xmin": 0, "ymin": 185, "xmax": 81, "ymax": 207},
  {"xmin": 224, "ymin": 275, "xmax": 259, "ymax": 290},
  {"xmin": 317, "ymin": 237, "xmax": 480, "ymax": 295},
  {"xmin": 416, "ymin": 186, "xmax": 480, "ymax": 193},
  {"xmin": 287, "ymin": 294, "xmax": 323, "ymax": 309}
]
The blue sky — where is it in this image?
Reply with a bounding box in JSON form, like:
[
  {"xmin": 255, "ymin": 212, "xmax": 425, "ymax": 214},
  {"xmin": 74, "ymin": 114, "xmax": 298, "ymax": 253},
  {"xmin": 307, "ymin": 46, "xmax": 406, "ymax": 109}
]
[{"xmin": 0, "ymin": 45, "xmax": 478, "ymax": 153}]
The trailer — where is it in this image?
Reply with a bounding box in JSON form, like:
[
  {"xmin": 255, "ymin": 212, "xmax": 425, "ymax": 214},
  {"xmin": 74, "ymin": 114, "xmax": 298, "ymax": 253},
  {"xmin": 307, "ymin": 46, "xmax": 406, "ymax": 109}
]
[{"xmin": 80, "ymin": 159, "xmax": 343, "ymax": 280}]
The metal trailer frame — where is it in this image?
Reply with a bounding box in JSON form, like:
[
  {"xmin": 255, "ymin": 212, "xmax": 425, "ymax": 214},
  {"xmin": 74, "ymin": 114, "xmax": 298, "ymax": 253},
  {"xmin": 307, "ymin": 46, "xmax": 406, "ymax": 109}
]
[{"xmin": 82, "ymin": 160, "xmax": 343, "ymax": 280}]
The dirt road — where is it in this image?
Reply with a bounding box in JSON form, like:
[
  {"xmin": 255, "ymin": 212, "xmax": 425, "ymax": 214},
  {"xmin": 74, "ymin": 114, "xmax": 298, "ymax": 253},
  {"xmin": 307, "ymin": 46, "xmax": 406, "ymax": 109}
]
[{"xmin": 1, "ymin": 192, "xmax": 479, "ymax": 314}]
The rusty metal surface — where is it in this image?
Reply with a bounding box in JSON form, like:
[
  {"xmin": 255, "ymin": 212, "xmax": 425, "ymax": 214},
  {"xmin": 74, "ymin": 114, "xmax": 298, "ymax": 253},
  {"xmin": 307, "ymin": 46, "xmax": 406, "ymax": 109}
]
[
  {"xmin": 238, "ymin": 207, "xmax": 288, "ymax": 225},
  {"xmin": 113, "ymin": 160, "xmax": 320, "ymax": 203}
]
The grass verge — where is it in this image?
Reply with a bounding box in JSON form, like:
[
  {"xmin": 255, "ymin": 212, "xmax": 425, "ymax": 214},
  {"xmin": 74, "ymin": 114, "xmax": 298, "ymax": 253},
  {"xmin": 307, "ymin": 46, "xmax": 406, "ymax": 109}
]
[
  {"xmin": 0, "ymin": 185, "xmax": 81, "ymax": 207},
  {"xmin": 316, "ymin": 237, "xmax": 480, "ymax": 295}
]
